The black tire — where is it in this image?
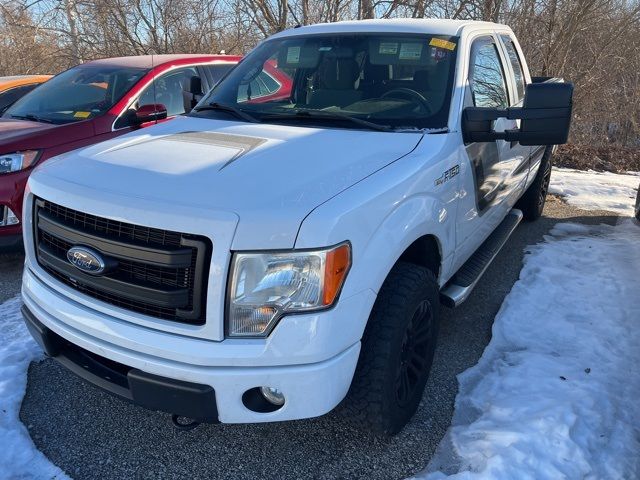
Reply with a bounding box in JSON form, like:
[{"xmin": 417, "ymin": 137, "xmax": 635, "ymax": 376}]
[
  {"xmin": 341, "ymin": 262, "xmax": 440, "ymax": 436},
  {"xmin": 516, "ymin": 146, "xmax": 553, "ymax": 221}
]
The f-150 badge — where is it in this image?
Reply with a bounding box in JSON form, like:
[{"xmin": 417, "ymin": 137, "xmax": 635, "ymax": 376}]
[{"xmin": 435, "ymin": 165, "xmax": 460, "ymax": 186}]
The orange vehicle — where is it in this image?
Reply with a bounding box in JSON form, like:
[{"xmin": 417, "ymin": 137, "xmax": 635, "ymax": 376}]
[{"xmin": 0, "ymin": 75, "xmax": 51, "ymax": 113}]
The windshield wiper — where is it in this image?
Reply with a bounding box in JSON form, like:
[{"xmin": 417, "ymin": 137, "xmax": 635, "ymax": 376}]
[
  {"xmin": 263, "ymin": 109, "xmax": 393, "ymax": 132},
  {"xmin": 193, "ymin": 102, "xmax": 259, "ymax": 123},
  {"xmin": 10, "ymin": 113, "xmax": 55, "ymax": 124}
]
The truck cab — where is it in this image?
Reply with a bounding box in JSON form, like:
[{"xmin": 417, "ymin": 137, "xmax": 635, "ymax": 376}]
[{"xmin": 21, "ymin": 19, "xmax": 572, "ymax": 435}]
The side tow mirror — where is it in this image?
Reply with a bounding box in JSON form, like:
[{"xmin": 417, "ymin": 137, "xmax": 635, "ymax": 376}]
[
  {"xmin": 134, "ymin": 103, "xmax": 168, "ymax": 125},
  {"xmin": 462, "ymin": 81, "xmax": 573, "ymax": 146}
]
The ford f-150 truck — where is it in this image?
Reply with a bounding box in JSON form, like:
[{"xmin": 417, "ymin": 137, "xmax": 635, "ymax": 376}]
[{"xmin": 21, "ymin": 19, "xmax": 572, "ymax": 435}]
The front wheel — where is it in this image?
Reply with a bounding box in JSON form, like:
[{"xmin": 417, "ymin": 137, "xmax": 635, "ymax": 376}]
[
  {"xmin": 516, "ymin": 146, "xmax": 553, "ymax": 221},
  {"xmin": 341, "ymin": 262, "xmax": 440, "ymax": 436}
]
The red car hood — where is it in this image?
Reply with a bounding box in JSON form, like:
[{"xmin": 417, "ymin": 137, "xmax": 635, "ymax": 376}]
[
  {"xmin": 0, "ymin": 118, "xmax": 56, "ymax": 139},
  {"xmin": 0, "ymin": 117, "xmax": 94, "ymax": 150}
]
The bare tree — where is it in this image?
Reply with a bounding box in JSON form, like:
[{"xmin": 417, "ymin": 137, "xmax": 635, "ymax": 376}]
[{"xmin": 0, "ymin": 0, "xmax": 638, "ymax": 147}]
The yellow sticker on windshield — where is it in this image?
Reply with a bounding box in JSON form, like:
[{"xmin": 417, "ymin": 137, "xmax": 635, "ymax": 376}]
[
  {"xmin": 429, "ymin": 38, "xmax": 456, "ymax": 51},
  {"xmin": 74, "ymin": 111, "xmax": 91, "ymax": 118}
]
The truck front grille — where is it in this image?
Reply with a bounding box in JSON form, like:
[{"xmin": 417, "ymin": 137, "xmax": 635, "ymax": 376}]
[{"xmin": 33, "ymin": 198, "xmax": 211, "ymax": 325}]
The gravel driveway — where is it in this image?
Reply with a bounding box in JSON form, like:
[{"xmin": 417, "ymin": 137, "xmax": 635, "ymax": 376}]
[{"xmin": 1, "ymin": 196, "xmax": 617, "ymax": 480}]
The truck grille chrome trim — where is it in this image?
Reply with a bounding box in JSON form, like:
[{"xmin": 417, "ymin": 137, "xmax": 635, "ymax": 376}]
[{"xmin": 33, "ymin": 198, "xmax": 211, "ymax": 324}]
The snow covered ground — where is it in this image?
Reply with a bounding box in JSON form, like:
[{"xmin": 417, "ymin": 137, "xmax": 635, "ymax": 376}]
[
  {"xmin": 419, "ymin": 171, "xmax": 640, "ymax": 479},
  {"xmin": 549, "ymin": 167, "xmax": 639, "ymax": 216},
  {"xmin": 0, "ymin": 297, "xmax": 68, "ymax": 479}
]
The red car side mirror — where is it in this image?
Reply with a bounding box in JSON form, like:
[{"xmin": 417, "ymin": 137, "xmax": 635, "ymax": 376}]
[{"xmin": 135, "ymin": 104, "xmax": 168, "ymax": 124}]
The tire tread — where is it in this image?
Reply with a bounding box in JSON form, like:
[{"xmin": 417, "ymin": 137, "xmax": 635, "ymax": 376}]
[{"xmin": 340, "ymin": 262, "xmax": 439, "ymax": 435}]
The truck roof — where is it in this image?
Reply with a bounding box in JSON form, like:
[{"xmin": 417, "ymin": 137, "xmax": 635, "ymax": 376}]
[
  {"xmin": 82, "ymin": 54, "xmax": 241, "ymax": 69},
  {"xmin": 271, "ymin": 18, "xmax": 509, "ymax": 39}
]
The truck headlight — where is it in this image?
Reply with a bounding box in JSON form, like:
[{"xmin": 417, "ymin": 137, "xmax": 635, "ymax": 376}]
[
  {"xmin": 227, "ymin": 243, "xmax": 351, "ymax": 337},
  {"xmin": 0, "ymin": 151, "xmax": 41, "ymax": 174}
]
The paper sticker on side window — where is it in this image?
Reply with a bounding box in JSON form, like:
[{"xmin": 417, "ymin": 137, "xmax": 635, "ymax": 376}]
[
  {"xmin": 379, "ymin": 42, "xmax": 398, "ymax": 55},
  {"xmin": 286, "ymin": 46, "xmax": 301, "ymax": 64},
  {"xmin": 399, "ymin": 43, "xmax": 423, "ymax": 60}
]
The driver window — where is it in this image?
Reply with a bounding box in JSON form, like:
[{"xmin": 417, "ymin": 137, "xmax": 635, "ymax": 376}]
[
  {"xmin": 138, "ymin": 67, "xmax": 198, "ymax": 117},
  {"xmin": 469, "ymin": 39, "xmax": 509, "ymax": 108}
]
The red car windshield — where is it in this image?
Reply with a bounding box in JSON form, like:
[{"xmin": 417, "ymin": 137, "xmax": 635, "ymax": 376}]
[{"xmin": 3, "ymin": 64, "xmax": 148, "ymax": 125}]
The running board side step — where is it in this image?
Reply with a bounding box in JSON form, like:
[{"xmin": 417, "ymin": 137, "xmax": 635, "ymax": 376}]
[{"xmin": 440, "ymin": 209, "xmax": 523, "ymax": 308}]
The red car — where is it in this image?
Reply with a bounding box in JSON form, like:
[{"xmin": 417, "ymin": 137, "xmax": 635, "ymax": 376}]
[{"xmin": 0, "ymin": 54, "xmax": 241, "ymax": 250}]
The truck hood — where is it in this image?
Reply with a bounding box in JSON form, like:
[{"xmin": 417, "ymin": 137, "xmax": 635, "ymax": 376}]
[{"xmin": 32, "ymin": 116, "xmax": 423, "ymax": 249}]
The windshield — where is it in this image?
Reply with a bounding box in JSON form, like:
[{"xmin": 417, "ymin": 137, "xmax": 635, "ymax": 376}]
[
  {"xmin": 196, "ymin": 33, "xmax": 458, "ymax": 130},
  {"xmin": 3, "ymin": 64, "xmax": 148, "ymax": 124}
]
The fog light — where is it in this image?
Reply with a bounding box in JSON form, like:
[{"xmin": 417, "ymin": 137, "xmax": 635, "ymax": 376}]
[
  {"xmin": 6, "ymin": 208, "xmax": 19, "ymax": 226},
  {"xmin": 0, "ymin": 206, "xmax": 19, "ymax": 227},
  {"xmin": 260, "ymin": 386, "xmax": 285, "ymax": 406}
]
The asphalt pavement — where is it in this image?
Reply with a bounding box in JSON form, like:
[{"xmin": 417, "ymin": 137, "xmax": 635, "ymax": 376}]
[{"xmin": 1, "ymin": 196, "xmax": 617, "ymax": 480}]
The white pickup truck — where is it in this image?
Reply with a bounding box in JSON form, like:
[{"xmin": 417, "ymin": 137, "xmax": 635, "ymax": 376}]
[{"xmin": 21, "ymin": 19, "xmax": 572, "ymax": 435}]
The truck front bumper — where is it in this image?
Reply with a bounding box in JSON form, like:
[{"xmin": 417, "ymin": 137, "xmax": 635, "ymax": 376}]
[
  {"xmin": 22, "ymin": 268, "xmax": 365, "ymax": 424},
  {"xmin": 23, "ymin": 305, "xmax": 220, "ymax": 422}
]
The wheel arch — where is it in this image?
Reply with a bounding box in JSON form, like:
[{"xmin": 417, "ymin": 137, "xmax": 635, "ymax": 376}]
[{"xmin": 396, "ymin": 234, "xmax": 442, "ymax": 281}]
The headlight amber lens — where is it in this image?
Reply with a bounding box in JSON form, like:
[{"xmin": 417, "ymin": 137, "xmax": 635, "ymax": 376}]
[{"xmin": 227, "ymin": 243, "xmax": 351, "ymax": 337}]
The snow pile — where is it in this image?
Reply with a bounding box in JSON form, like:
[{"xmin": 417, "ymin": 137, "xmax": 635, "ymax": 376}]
[
  {"xmin": 0, "ymin": 297, "xmax": 68, "ymax": 479},
  {"xmin": 421, "ymin": 220, "xmax": 640, "ymax": 479},
  {"xmin": 550, "ymin": 167, "xmax": 639, "ymax": 216}
]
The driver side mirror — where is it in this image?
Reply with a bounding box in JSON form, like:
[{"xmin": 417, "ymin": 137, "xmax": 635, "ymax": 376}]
[
  {"xmin": 462, "ymin": 81, "xmax": 573, "ymax": 146},
  {"xmin": 133, "ymin": 103, "xmax": 168, "ymax": 125}
]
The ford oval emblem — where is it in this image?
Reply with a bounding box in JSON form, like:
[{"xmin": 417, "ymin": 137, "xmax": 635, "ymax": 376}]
[{"xmin": 66, "ymin": 246, "xmax": 106, "ymax": 275}]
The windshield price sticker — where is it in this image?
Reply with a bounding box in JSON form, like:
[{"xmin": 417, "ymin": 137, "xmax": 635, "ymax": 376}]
[
  {"xmin": 399, "ymin": 43, "xmax": 423, "ymax": 60},
  {"xmin": 286, "ymin": 46, "xmax": 301, "ymax": 64},
  {"xmin": 74, "ymin": 111, "xmax": 91, "ymax": 118},
  {"xmin": 429, "ymin": 38, "xmax": 456, "ymax": 51},
  {"xmin": 379, "ymin": 42, "xmax": 399, "ymax": 55}
]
